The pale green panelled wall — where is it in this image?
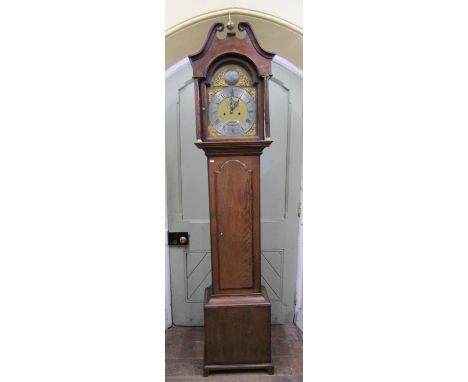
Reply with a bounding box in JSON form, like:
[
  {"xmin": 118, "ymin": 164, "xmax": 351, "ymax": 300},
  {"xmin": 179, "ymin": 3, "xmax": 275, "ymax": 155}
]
[{"xmin": 166, "ymin": 59, "xmax": 302, "ymax": 326}]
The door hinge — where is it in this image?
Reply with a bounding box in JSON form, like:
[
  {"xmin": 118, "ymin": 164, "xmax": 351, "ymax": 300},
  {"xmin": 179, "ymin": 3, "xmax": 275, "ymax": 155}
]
[{"xmin": 298, "ymin": 201, "xmax": 302, "ymax": 217}]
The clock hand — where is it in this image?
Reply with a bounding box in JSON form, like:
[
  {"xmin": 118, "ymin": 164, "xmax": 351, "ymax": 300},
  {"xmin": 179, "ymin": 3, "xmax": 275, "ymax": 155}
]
[
  {"xmin": 228, "ymin": 97, "xmax": 236, "ymax": 113},
  {"xmin": 228, "ymin": 97, "xmax": 240, "ymax": 114}
]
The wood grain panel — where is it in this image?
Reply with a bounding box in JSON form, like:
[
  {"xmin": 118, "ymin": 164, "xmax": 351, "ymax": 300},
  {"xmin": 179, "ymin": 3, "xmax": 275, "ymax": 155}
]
[
  {"xmin": 204, "ymin": 286, "xmax": 272, "ymax": 371},
  {"xmin": 215, "ymin": 159, "xmax": 254, "ymax": 290}
]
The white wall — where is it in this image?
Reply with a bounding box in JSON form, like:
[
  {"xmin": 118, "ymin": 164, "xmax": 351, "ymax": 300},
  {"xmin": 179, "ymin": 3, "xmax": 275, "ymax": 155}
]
[{"xmin": 166, "ymin": 0, "xmax": 302, "ymax": 31}]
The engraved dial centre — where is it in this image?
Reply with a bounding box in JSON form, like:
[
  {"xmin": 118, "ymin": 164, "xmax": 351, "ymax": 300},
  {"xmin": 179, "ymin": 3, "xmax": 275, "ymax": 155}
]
[{"xmin": 208, "ymin": 87, "xmax": 256, "ymax": 137}]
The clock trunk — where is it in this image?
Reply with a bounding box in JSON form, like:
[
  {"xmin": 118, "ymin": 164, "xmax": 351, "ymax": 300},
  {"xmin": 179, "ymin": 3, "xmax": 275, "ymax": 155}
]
[{"xmin": 208, "ymin": 156, "xmax": 261, "ymax": 295}]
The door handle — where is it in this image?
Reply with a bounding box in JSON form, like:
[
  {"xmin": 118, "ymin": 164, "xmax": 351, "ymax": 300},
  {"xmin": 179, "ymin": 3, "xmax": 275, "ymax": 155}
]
[{"xmin": 168, "ymin": 231, "xmax": 189, "ymax": 246}]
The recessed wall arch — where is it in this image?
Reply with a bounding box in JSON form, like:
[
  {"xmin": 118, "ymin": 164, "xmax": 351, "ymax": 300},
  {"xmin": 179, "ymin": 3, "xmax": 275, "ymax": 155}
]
[{"xmin": 165, "ymin": 8, "xmax": 303, "ymax": 71}]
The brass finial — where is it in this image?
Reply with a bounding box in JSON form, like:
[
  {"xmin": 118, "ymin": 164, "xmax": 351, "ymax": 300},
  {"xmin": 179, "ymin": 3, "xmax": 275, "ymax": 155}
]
[{"xmin": 226, "ymin": 13, "xmax": 235, "ymax": 30}]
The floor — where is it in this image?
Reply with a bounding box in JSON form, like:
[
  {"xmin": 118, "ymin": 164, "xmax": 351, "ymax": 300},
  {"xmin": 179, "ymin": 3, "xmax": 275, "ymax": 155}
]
[{"xmin": 166, "ymin": 324, "xmax": 302, "ymax": 382}]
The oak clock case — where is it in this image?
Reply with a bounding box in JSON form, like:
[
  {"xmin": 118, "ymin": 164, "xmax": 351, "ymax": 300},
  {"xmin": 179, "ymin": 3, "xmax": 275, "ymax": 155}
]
[{"xmin": 189, "ymin": 22, "xmax": 275, "ymax": 377}]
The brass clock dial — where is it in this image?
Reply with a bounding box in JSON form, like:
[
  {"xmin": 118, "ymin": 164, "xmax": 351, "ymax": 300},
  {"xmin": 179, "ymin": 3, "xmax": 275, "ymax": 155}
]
[
  {"xmin": 207, "ymin": 64, "xmax": 257, "ymax": 138},
  {"xmin": 208, "ymin": 86, "xmax": 256, "ymax": 136}
]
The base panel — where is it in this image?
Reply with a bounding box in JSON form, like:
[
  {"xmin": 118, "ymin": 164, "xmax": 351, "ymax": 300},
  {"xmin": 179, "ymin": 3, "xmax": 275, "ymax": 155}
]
[
  {"xmin": 203, "ymin": 363, "xmax": 274, "ymax": 377},
  {"xmin": 203, "ymin": 286, "xmax": 273, "ymax": 376}
]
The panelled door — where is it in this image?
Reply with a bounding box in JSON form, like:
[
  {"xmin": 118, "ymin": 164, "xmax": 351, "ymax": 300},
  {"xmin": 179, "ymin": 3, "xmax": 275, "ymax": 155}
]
[{"xmin": 166, "ymin": 59, "xmax": 302, "ymax": 326}]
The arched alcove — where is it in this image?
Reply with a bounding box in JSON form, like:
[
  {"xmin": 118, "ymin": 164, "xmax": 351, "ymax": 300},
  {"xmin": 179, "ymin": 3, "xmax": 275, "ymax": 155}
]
[
  {"xmin": 165, "ymin": 12, "xmax": 303, "ymax": 331},
  {"xmin": 165, "ymin": 9, "xmax": 303, "ymax": 70}
]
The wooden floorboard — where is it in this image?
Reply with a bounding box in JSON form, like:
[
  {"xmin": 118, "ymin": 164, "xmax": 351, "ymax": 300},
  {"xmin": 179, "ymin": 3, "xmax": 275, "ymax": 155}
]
[{"xmin": 166, "ymin": 324, "xmax": 302, "ymax": 381}]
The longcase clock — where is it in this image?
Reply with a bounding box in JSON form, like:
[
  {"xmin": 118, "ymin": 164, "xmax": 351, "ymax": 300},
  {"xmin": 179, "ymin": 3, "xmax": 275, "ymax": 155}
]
[{"xmin": 189, "ymin": 21, "xmax": 275, "ymax": 377}]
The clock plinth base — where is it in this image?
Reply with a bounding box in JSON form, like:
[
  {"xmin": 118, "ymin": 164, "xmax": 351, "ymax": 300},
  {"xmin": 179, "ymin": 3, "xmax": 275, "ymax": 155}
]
[
  {"xmin": 203, "ymin": 363, "xmax": 274, "ymax": 377},
  {"xmin": 203, "ymin": 286, "xmax": 273, "ymax": 377}
]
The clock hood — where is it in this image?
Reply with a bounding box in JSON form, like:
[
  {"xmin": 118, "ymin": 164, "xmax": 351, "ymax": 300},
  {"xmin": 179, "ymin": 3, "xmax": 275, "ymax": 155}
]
[{"xmin": 189, "ymin": 22, "xmax": 275, "ymax": 78}]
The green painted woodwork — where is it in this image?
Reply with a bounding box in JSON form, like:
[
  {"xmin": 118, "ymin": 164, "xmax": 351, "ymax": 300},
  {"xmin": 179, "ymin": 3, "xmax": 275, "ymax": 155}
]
[{"xmin": 166, "ymin": 60, "xmax": 302, "ymax": 325}]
